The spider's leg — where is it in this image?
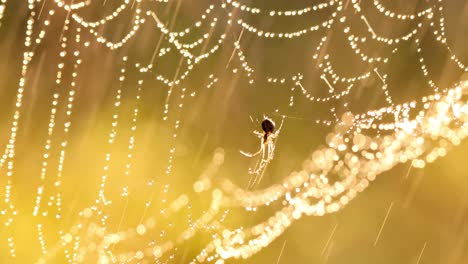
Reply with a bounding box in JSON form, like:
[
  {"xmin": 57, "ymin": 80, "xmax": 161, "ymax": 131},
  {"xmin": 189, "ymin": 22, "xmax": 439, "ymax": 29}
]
[
  {"xmin": 278, "ymin": 116, "xmax": 285, "ymax": 131},
  {"xmin": 249, "ymin": 146, "xmax": 265, "ymax": 188},
  {"xmin": 240, "ymin": 136, "xmax": 264, "ymax": 157},
  {"xmin": 261, "ymin": 141, "xmax": 267, "ymax": 160},
  {"xmin": 252, "ymin": 160, "xmax": 268, "ymax": 188},
  {"xmin": 249, "ymin": 162, "xmax": 263, "ymax": 188},
  {"xmin": 246, "ymin": 143, "xmax": 265, "ymax": 189},
  {"xmin": 240, "ymin": 148, "xmax": 262, "ymax": 158},
  {"xmin": 249, "ymin": 169, "xmax": 259, "ymax": 189},
  {"xmin": 254, "ymin": 144, "xmax": 266, "ymax": 173},
  {"xmin": 254, "ymin": 165, "xmax": 268, "ymax": 188},
  {"xmin": 254, "ymin": 131, "xmax": 263, "ymax": 137},
  {"xmin": 247, "ymin": 173, "xmax": 255, "ymax": 190},
  {"xmin": 251, "ymin": 144, "xmax": 270, "ymax": 187},
  {"xmin": 272, "ymin": 117, "xmax": 285, "ymax": 138},
  {"xmin": 268, "ymin": 141, "xmax": 275, "ymax": 160},
  {"xmin": 255, "ymin": 144, "xmax": 273, "ymax": 186}
]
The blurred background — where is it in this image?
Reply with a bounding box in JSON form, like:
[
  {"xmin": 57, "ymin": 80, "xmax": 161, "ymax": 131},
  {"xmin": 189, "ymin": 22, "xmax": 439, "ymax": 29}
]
[{"xmin": 0, "ymin": 0, "xmax": 467, "ymax": 263}]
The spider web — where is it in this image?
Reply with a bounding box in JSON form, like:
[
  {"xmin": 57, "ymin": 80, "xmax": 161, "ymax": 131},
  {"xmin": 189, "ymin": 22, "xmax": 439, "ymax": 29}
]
[{"xmin": 0, "ymin": 0, "xmax": 467, "ymax": 263}]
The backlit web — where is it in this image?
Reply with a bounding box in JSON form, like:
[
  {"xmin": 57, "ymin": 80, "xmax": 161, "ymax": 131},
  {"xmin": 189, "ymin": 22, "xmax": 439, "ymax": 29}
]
[{"xmin": 0, "ymin": 0, "xmax": 467, "ymax": 263}]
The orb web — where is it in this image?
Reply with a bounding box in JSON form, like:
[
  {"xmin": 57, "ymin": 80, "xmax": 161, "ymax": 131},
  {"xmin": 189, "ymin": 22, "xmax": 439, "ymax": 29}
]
[{"xmin": 0, "ymin": 0, "xmax": 466, "ymax": 263}]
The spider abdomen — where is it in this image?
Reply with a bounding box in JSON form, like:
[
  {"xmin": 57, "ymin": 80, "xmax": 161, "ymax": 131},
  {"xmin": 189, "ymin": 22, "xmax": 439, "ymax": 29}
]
[
  {"xmin": 261, "ymin": 118, "xmax": 275, "ymax": 134},
  {"xmin": 262, "ymin": 118, "xmax": 275, "ymax": 144}
]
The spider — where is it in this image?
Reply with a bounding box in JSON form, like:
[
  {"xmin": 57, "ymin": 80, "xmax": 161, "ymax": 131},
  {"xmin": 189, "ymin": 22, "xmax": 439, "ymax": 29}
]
[{"xmin": 240, "ymin": 116, "xmax": 284, "ymax": 189}]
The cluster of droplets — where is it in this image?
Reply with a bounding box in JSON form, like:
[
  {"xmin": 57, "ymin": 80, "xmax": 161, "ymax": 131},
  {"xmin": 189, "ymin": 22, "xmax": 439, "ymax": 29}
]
[
  {"xmin": 46, "ymin": 0, "xmax": 465, "ymax": 98},
  {"xmin": 372, "ymin": 0, "xmax": 434, "ymax": 20},
  {"xmin": 120, "ymin": 78, "xmax": 143, "ymax": 198},
  {"xmin": 191, "ymin": 83, "xmax": 468, "ymax": 262},
  {"xmin": 236, "ymin": 16, "xmax": 335, "ymax": 39},
  {"xmin": 227, "ymin": 0, "xmax": 340, "ymax": 39},
  {"xmin": 78, "ymin": 81, "xmax": 467, "ymax": 263},
  {"xmin": 431, "ymin": 0, "xmax": 467, "ymax": 72},
  {"xmin": 96, "ymin": 57, "xmax": 127, "ymax": 219},
  {"xmin": 72, "ymin": 0, "xmax": 131, "ymax": 28},
  {"xmin": 91, "ymin": 83, "xmax": 468, "ymax": 264},
  {"xmin": 33, "ymin": 17, "xmax": 83, "ymax": 261},
  {"xmin": 0, "ymin": 0, "xmax": 467, "ymax": 263},
  {"xmin": 46, "ymin": 0, "xmax": 466, "ymax": 122},
  {"xmin": 226, "ymin": 0, "xmax": 336, "ymax": 16},
  {"xmin": 108, "ymin": 72, "xmax": 145, "ymax": 261},
  {"xmin": 0, "ymin": 0, "xmax": 58, "ymax": 258},
  {"xmin": 54, "ymin": 0, "xmax": 89, "ymax": 11}
]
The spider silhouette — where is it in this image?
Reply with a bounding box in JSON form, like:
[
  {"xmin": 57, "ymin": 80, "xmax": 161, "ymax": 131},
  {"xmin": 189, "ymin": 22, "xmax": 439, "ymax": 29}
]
[{"xmin": 241, "ymin": 116, "xmax": 284, "ymax": 189}]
